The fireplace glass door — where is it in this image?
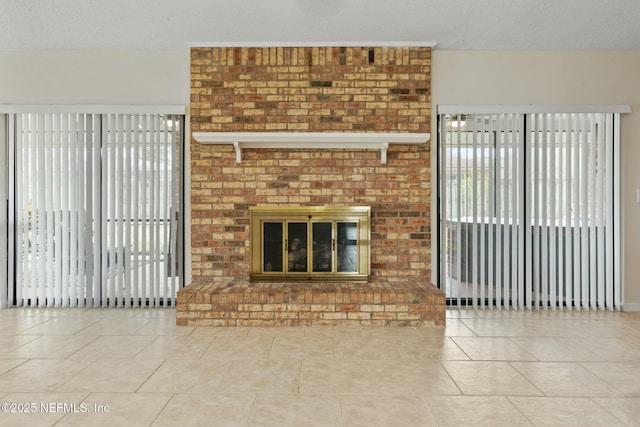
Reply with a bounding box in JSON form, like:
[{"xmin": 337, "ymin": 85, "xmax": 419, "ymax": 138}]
[
  {"xmin": 287, "ymin": 222, "xmax": 308, "ymax": 272},
  {"xmin": 263, "ymin": 222, "xmax": 283, "ymax": 272},
  {"xmin": 337, "ymin": 222, "xmax": 357, "ymax": 272},
  {"xmin": 250, "ymin": 206, "xmax": 370, "ymax": 281},
  {"xmin": 312, "ymin": 222, "xmax": 332, "ymax": 272}
]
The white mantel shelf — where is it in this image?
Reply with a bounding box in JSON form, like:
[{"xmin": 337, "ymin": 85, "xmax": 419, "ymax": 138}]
[{"xmin": 192, "ymin": 132, "xmax": 430, "ymax": 164}]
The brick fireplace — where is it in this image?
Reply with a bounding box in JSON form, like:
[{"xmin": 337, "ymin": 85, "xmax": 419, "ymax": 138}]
[{"xmin": 176, "ymin": 45, "xmax": 445, "ymax": 326}]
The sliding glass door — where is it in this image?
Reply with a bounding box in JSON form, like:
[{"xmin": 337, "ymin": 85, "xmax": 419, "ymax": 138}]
[
  {"xmin": 6, "ymin": 109, "xmax": 184, "ymax": 308},
  {"xmin": 439, "ymin": 112, "xmax": 523, "ymax": 309},
  {"xmin": 438, "ymin": 107, "xmax": 623, "ymax": 310}
]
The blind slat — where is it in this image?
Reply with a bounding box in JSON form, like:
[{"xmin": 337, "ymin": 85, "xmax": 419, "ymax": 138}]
[
  {"xmin": 92, "ymin": 115, "xmax": 102, "ymax": 307},
  {"xmin": 101, "ymin": 116, "xmax": 110, "ymax": 307},
  {"xmin": 470, "ymin": 116, "xmax": 479, "ymax": 308},
  {"xmin": 71, "ymin": 115, "xmax": 79, "ymax": 306},
  {"xmin": 140, "ymin": 116, "xmax": 148, "ymax": 304},
  {"xmin": 613, "ymin": 115, "xmax": 622, "ymax": 310},
  {"xmin": 580, "ymin": 114, "xmax": 590, "ymax": 309},
  {"xmin": 495, "ymin": 115, "xmax": 503, "ymax": 309},
  {"xmin": 517, "ymin": 114, "xmax": 525, "ymax": 310},
  {"xmin": 549, "ymin": 113, "xmax": 558, "ymax": 310},
  {"xmin": 532, "ymin": 114, "xmax": 539, "ymax": 307},
  {"xmin": 132, "ymin": 115, "xmax": 140, "ymax": 304}
]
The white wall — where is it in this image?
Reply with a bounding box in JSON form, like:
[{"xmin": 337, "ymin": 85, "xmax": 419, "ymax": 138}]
[
  {"xmin": 0, "ymin": 50, "xmax": 190, "ymax": 105},
  {"xmin": 432, "ymin": 50, "xmax": 640, "ymax": 309},
  {"xmin": 1, "ymin": 49, "xmax": 639, "ymax": 308}
]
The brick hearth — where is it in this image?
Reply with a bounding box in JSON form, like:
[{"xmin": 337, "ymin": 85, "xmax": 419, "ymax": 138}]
[{"xmin": 176, "ymin": 281, "xmax": 445, "ymax": 327}]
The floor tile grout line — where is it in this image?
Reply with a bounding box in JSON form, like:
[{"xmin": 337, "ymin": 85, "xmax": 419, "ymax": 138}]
[
  {"xmin": 506, "ymin": 337, "xmax": 543, "ymax": 362},
  {"xmin": 50, "ymin": 391, "xmax": 92, "ymax": 427},
  {"xmin": 505, "ymin": 395, "xmax": 539, "ymax": 426},
  {"xmin": 201, "ymin": 334, "xmax": 219, "ymax": 359},
  {"xmin": 0, "ymin": 358, "xmax": 31, "ymax": 379},
  {"xmin": 589, "ymin": 396, "xmax": 633, "ymax": 426},
  {"xmin": 147, "ymin": 392, "xmax": 178, "ymax": 427},
  {"xmin": 297, "ymin": 357, "xmax": 304, "ymax": 394},
  {"xmin": 50, "ymin": 357, "xmax": 96, "ymax": 393},
  {"xmin": 59, "ymin": 335, "xmax": 100, "ymax": 360},
  {"xmin": 447, "ymin": 336, "xmax": 473, "ymax": 361},
  {"xmin": 438, "ymin": 360, "xmax": 466, "ymax": 396},
  {"xmin": 215, "ymin": 358, "xmax": 236, "ymax": 394},
  {"xmin": 134, "ymin": 335, "xmax": 163, "ymax": 360},
  {"xmin": 135, "ymin": 357, "xmax": 170, "ymax": 394},
  {"xmin": 507, "ymin": 360, "xmax": 555, "ymax": 398},
  {"xmin": 0, "ymin": 334, "xmax": 42, "ymax": 354},
  {"xmin": 242, "ymin": 393, "xmax": 259, "ymax": 427},
  {"xmin": 266, "ymin": 335, "xmax": 276, "ymax": 360},
  {"xmin": 577, "ymin": 360, "xmax": 638, "ymax": 397},
  {"xmin": 338, "ymin": 394, "xmax": 346, "ymax": 427}
]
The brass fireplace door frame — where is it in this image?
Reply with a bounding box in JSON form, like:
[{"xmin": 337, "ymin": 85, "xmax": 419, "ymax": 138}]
[{"xmin": 249, "ymin": 206, "xmax": 371, "ymax": 282}]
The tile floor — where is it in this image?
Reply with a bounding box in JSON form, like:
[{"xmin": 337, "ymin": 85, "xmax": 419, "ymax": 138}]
[{"xmin": 0, "ymin": 307, "xmax": 639, "ymax": 426}]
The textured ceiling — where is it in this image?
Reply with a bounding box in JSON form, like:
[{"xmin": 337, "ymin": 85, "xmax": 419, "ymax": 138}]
[{"xmin": 1, "ymin": 0, "xmax": 639, "ymax": 51}]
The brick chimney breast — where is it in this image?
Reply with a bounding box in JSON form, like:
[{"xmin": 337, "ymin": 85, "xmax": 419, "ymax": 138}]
[{"xmin": 190, "ymin": 46, "xmax": 431, "ymax": 285}]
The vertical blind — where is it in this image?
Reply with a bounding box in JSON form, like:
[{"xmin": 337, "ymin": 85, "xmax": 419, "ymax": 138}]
[
  {"xmin": 0, "ymin": 117, "xmax": 7, "ymax": 308},
  {"xmin": 439, "ymin": 107, "xmax": 623, "ymax": 310},
  {"xmin": 6, "ymin": 110, "xmax": 183, "ymax": 308}
]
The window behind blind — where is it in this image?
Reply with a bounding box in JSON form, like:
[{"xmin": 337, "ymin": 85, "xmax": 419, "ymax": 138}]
[
  {"xmin": 438, "ymin": 106, "xmax": 625, "ymax": 310},
  {"xmin": 2, "ymin": 107, "xmax": 184, "ymax": 308}
]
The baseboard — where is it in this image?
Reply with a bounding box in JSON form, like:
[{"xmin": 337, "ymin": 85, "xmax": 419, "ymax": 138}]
[{"xmin": 622, "ymin": 303, "xmax": 640, "ymax": 312}]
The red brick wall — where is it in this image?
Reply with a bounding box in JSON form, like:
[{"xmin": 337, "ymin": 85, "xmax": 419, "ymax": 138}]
[{"xmin": 190, "ymin": 46, "xmax": 431, "ymax": 284}]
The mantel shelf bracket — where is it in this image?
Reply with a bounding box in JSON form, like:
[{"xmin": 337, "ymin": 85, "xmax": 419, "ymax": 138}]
[
  {"xmin": 192, "ymin": 132, "xmax": 430, "ymax": 165},
  {"xmin": 380, "ymin": 142, "xmax": 389, "ymax": 164},
  {"xmin": 232, "ymin": 141, "xmax": 241, "ymax": 163}
]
